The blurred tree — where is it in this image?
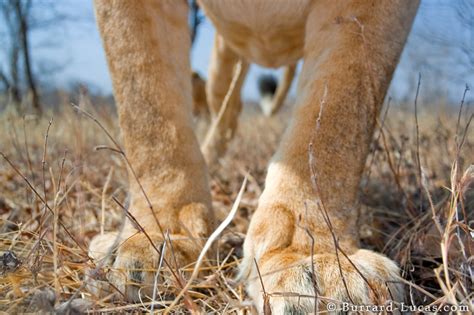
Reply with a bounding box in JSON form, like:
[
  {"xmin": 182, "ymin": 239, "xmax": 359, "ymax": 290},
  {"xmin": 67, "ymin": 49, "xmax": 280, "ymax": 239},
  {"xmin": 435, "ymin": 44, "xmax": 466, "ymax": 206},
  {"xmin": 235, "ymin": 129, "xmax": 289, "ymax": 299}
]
[
  {"xmin": 391, "ymin": 0, "xmax": 473, "ymax": 102},
  {"xmin": 452, "ymin": 0, "xmax": 473, "ymax": 68},
  {"xmin": 0, "ymin": 0, "xmax": 22, "ymax": 106},
  {"xmin": 14, "ymin": 0, "xmax": 40, "ymax": 113},
  {"xmin": 421, "ymin": 0, "xmax": 473, "ymax": 74},
  {"xmin": 0, "ymin": 0, "xmax": 40, "ymax": 113},
  {"xmin": 0, "ymin": 0, "xmax": 74, "ymax": 114}
]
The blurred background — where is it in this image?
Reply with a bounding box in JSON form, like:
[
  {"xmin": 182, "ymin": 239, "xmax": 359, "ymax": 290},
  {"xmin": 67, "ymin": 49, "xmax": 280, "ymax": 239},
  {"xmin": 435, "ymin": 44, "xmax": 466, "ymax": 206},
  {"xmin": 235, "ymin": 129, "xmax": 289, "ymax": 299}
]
[
  {"xmin": 0, "ymin": 3, "xmax": 472, "ymax": 312},
  {"xmin": 0, "ymin": 0, "xmax": 473, "ymax": 113}
]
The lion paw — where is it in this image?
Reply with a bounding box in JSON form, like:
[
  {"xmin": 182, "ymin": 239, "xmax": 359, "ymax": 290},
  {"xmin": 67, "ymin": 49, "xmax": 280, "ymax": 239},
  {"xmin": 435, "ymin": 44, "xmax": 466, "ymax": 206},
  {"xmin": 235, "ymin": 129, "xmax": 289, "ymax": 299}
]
[
  {"xmin": 88, "ymin": 232, "xmax": 199, "ymax": 302},
  {"xmin": 243, "ymin": 249, "xmax": 403, "ymax": 313}
]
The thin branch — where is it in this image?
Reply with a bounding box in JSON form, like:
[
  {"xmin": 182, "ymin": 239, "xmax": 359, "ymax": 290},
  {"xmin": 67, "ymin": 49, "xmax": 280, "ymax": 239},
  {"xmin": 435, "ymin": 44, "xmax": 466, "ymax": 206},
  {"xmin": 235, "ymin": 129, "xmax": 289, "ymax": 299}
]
[
  {"xmin": 413, "ymin": 73, "xmax": 422, "ymax": 210},
  {"xmin": 165, "ymin": 177, "xmax": 247, "ymax": 314}
]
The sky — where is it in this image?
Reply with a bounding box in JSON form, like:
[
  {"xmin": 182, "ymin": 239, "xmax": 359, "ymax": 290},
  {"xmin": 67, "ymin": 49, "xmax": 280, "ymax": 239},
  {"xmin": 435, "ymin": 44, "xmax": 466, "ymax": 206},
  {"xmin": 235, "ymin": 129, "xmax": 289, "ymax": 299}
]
[{"xmin": 1, "ymin": 0, "xmax": 472, "ymax": 103}]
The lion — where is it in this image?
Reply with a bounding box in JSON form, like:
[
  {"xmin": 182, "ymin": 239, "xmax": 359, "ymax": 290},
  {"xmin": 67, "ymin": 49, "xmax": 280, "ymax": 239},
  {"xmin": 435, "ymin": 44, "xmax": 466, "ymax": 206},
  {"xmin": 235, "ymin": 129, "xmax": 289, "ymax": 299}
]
[
  {"xmin": 192, "ymin": 65, "xmax": 296, "ymax": 118},
  {"xmin": 258, "ymin": 64, "xmax": 297, "ymax": 116},
  {"xmin": 89, "ymin": 0, "xmax": 419, "ymax": 312}
]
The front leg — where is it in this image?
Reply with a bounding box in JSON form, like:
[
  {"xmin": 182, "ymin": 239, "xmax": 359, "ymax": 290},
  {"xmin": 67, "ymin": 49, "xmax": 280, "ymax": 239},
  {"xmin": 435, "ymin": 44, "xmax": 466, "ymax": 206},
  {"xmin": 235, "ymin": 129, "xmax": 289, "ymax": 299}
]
[
  {"xmin": 241, "ymin": 1, "xmax": 419, "ymax": 312},
  {"xmin": 89, "ymin": 0, "xmax": 213, "ymax": 301}
]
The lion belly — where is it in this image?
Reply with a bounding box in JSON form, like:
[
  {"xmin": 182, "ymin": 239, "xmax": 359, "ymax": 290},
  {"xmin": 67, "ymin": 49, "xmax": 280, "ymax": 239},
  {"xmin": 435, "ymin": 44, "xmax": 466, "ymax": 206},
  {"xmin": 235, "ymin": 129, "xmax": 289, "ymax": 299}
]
[{"xmin": 199, "ymin": 0, "xmax": 311, "ymax": 68}]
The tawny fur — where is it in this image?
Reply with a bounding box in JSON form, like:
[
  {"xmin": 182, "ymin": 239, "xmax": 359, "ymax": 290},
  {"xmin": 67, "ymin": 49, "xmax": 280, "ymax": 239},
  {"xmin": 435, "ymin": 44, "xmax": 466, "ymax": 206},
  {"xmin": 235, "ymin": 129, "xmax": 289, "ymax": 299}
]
[
  {"xmin": 191, "ymin": 71, "xmax": 209, "ymax": 117},
  {"xmin": 90, "ymin": 0, "xmax": 419, "ymax": 312}
]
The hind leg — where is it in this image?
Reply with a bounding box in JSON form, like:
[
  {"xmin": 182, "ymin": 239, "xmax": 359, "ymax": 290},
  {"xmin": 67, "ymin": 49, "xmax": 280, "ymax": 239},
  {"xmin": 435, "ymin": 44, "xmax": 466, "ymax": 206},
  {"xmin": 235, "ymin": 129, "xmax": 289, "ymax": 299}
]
[
  {"xmin": 90, "ymin": 0, "xmax": 213, "ymax": 301},
  {"xmin": 202, "ymin": 34, "xmax": 249, "ymax": 164},
  {"xmin": 241, "ymin": 1, "xmax": 419, "ymax": 312}
]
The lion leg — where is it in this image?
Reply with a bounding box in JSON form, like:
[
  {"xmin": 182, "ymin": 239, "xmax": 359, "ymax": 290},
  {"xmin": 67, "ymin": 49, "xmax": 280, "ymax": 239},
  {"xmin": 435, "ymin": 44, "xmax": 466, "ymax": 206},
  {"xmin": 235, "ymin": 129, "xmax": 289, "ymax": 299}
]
[
  {"xmin": 241, "ymin": 1, "xmax": 419, "ymax": 313},
  {"xmin": 191, "ymin": 71, "xmax": 209, "ymax": 117},
  {"xmin": 202, "ymin": 34, "xmax": 249, "ymax": 165},
  {"xmin": 91, "ymin": 0, "xmax": 213, "ymax": 301}
]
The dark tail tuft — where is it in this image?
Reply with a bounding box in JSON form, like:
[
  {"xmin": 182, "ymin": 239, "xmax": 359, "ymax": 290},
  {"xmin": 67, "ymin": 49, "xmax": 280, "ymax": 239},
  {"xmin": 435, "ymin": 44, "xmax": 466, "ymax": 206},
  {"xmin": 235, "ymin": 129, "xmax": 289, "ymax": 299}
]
[{"xmin": 258, "ymin": 74, "xmax": 278, "ymax": 96}]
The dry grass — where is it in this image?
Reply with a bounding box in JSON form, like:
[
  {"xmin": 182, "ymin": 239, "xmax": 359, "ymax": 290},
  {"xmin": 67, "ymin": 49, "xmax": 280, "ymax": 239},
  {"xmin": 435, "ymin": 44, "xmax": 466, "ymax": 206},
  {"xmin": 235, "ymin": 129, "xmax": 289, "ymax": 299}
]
[{"xmin": 0, "ymin": 92, "xmax": 472, "ymax": 313}]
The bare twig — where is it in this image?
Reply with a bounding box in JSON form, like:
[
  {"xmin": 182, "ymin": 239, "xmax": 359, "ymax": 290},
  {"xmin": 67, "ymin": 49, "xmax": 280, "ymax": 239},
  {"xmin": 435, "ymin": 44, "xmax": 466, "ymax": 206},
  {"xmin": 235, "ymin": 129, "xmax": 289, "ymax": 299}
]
[
  {"xmin": 201, "ymin": 60, "xmax": 244, "ymax": 153},
  {"xmin": 413, "ymin": 73, "xmax": 423, "ymax": 212},
  {"xmin": 454, "ymin": 84, "xmax": 470, "ymax": 148},
  {"xmin": 165, "ymin": 177, "xmax": 247, "ymax": 314},
  {"xmin": 0, "ymin": 151, "xmax": 87, "ymax": 255},
  {"xmin": 71, "ymin": 103, "xmax": 165, "ymax": 237},
  {"xmin": 100, "ymin": 167, "xmax": 113, "ymax": 235}
]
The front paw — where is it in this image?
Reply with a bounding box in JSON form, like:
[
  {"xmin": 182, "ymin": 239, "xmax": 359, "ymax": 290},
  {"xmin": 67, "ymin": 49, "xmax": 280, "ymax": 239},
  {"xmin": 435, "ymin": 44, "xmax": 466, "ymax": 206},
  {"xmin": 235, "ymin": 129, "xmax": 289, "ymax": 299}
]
[
  {"xmin": 88, "ymin": 232, "xmax": 199, "ymax": 302},
  {"xmin": 244, "ymin": 249, "xmax": 403, "ymax": 314}
]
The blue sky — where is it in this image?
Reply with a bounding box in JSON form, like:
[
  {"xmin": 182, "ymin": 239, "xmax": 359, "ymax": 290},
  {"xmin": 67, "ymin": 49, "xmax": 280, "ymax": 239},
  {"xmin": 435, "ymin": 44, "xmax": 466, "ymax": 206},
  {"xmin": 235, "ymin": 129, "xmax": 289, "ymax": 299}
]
[{"xmin": 1, "ymin": 0, "xmax": 472, "ymax": 103}]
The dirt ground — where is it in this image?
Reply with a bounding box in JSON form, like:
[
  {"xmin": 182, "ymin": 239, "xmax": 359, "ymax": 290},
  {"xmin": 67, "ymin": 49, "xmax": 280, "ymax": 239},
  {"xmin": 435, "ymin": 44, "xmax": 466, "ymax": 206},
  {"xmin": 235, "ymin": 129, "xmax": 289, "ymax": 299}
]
[{"xmin": 0, "ymin": 96, "xmax": 472, "ymax": 313}]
